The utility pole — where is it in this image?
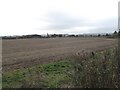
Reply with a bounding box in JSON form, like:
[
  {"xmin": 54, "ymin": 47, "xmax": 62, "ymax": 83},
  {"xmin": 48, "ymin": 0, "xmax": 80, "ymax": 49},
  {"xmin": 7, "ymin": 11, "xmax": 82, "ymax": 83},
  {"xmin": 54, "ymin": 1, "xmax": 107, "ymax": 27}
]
[{"xmin": 117, "ymin": 2, "xmax": 120, "ymax": 88}]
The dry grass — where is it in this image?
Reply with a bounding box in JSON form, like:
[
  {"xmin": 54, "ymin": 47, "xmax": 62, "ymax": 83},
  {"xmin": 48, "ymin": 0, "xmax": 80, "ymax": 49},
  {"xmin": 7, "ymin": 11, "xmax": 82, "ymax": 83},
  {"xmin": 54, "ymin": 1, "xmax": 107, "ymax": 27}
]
[{"xmin": 72, "ymin": 47, "xmax": 119, "ymax": 88}]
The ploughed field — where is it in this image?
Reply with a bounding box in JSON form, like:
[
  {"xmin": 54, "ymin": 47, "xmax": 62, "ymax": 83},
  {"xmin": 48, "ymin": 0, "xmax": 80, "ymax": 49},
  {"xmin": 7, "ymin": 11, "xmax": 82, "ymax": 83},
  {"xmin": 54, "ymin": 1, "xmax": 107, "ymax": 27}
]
[{"xmin": 2, "ymin": 37, "xmax": 116, "ymax": 72}]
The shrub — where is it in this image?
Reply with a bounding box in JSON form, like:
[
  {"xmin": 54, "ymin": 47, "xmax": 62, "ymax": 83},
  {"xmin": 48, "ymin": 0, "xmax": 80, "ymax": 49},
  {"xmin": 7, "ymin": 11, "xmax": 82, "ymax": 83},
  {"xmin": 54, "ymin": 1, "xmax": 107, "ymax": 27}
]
[{"xmin": 72, "ymin": 48, "xmax": 119, "ymax": 88}]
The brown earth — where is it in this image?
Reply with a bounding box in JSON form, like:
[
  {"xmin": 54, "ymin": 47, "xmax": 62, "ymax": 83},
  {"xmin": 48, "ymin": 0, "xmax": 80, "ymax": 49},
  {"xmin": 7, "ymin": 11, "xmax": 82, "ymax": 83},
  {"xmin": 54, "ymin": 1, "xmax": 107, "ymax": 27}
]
[{"xmin": 2, "ymin": 37, "xmax": 117, "ymax": 72}]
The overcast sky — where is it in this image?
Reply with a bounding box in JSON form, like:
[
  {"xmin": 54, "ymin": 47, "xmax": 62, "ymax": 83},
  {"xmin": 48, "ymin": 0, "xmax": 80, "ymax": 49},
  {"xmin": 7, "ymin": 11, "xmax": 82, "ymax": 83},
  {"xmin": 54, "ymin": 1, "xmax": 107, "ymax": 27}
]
[{"xmin": 0, "ymin": 0, "xmax": 119, "ymax": 36}]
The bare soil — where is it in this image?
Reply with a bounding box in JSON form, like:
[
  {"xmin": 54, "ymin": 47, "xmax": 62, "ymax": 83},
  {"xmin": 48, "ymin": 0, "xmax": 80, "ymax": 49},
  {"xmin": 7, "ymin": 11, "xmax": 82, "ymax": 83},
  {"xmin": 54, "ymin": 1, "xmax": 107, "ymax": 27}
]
[{"xmin": 2, "ymin": 37, "xmax": 116, "ymax": 72}]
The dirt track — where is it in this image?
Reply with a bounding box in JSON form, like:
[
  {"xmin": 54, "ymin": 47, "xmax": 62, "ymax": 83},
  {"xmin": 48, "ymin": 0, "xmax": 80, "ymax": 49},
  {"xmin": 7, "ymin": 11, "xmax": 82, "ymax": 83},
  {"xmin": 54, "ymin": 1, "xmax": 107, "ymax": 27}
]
[{"xmin": 2, "ymin": 37, "xmax": 116, "ymax": 72}]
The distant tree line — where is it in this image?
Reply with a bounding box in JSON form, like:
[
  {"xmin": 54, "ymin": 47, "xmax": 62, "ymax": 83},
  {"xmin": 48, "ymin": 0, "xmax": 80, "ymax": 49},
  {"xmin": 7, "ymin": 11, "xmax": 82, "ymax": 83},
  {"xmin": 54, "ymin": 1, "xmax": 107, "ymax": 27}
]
[{"xmin": 2, "ymin": 31, "xmax": 119, "ymax": 40}]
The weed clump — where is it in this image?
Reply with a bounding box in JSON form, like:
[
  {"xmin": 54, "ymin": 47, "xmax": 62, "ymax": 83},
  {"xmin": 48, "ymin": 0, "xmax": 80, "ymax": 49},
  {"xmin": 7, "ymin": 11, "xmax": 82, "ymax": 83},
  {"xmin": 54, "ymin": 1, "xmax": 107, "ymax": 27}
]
[{"xmin": 72, "ymin": 48, "xmax": 119, "ymax": 88}]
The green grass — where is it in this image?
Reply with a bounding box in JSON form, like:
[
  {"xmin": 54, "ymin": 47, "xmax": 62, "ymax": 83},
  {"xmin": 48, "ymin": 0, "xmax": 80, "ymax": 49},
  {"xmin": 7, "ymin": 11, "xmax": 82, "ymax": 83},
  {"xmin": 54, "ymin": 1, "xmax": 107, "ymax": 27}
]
[
  {"xmin": 39, "ymin": 60, "xmax": 73, "ymax": 88},
  {"xmin": 2, "ymin": 59, "xmax": 73, "ymax": 88}
]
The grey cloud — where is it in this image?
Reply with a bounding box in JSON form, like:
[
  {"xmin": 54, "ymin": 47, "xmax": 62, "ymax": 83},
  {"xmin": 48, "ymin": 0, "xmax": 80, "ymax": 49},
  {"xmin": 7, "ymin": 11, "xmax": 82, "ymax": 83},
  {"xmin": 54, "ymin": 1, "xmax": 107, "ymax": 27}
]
[
  {"xmin": 42, "ymin": 11, "xmax": 86, "ymax": 30},
  {"xmin": 88, "ymin": 18, "xmax": 118, "ymax": 33},
  {"xmin": 96, "ymin": 18, "xmax": 117, "ymax": 28},
  {"xmin": 40, "ymin": 11, "xmax": 117, "ymax": 33},
  {"xmin": 89, "ymin": 27, "xmax": 116, "ymax": 33}
]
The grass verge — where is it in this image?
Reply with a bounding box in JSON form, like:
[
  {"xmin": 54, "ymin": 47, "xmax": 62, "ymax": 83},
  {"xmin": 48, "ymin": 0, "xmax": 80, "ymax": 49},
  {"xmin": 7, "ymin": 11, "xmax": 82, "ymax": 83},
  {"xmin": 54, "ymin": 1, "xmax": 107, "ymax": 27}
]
[
  {"xmin": 2, "ymin": 59, "xmax": 73, "ymax": 88},
  {"xmin": 2, "ymin": 47, "xmax": 119, "ymax": 88}
]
